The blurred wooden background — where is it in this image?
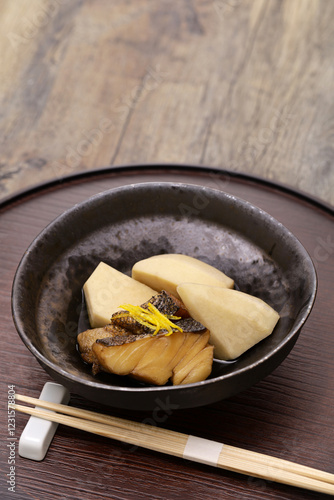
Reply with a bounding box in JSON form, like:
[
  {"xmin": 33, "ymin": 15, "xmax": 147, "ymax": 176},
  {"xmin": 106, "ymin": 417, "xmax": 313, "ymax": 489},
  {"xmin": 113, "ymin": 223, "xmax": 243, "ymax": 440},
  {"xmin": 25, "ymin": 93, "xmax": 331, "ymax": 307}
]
[{"xmin": 0, "ymin": 0, "xmax": 333, "ymax": 204}]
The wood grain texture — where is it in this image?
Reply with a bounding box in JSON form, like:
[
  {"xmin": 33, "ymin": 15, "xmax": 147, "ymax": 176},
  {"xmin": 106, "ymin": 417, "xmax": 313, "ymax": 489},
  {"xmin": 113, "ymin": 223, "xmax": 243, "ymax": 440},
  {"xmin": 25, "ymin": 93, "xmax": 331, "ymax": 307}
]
[
  {"xmin": 0, "ymin": 0, "xmax": 333, "ymax": 204},
  {"xmin": 0, "ymin": 167, "xmax": 333, "ymax": 500}
]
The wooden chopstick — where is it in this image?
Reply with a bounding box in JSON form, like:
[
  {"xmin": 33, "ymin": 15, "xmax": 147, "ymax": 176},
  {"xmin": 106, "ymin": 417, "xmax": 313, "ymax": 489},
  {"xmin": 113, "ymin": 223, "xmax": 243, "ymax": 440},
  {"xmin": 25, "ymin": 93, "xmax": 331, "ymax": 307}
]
[
  {"xmin": 15, "ymin": 394, "xmax": 334, "ymax": 486},
  {"xmin": 12, "ymin": 395, "xmax": 334, "ymax": 495}
]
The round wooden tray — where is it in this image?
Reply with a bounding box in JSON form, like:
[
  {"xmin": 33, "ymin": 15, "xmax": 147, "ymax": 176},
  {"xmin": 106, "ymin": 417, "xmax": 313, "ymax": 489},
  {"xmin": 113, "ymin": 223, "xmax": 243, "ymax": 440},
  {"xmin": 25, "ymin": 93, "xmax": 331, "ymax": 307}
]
[{"xmin": 1, "ymin": 165, "xmax": 333, "ymax": 500}]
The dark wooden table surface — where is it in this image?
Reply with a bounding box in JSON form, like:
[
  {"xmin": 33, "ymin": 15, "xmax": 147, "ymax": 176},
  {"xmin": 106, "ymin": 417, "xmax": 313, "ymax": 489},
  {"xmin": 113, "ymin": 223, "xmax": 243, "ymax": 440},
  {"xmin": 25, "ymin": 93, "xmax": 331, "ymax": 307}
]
[
  {"xmin": 0, "ymin": 166, "xmax": 333, "ymax": 500},
  {"xmin": 0, "ymin": 1, "xmax": 333, "ymax": 499}
]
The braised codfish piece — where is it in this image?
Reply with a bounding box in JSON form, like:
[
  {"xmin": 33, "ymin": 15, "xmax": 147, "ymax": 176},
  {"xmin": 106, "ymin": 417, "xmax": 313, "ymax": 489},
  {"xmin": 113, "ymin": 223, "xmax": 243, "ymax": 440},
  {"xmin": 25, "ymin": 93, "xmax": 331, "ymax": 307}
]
[
  {"xmin": 77, "ymin": 291, "xmax": 213, "ymax": 385},
  {"xmin": 78, "ymin": 291, "xmax": 185, "ymax": 364},
  {"xmin": 92, "ymin": 329, "xmax": 213, "ymax": 386}
]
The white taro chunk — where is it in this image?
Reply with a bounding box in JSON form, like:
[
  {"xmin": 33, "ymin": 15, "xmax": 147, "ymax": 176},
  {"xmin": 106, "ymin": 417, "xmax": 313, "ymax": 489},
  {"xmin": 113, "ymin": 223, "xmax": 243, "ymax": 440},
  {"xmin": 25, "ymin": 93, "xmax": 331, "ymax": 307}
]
[
  {"xmin": 177, "ymin": 283, "xmax": 280, "ymax": 360},
  {"xmin": 83, "ymin": 262, "xmax": 157, "ymax": 328},
  {"xmin": 132, "ymin": 254, "xmax": 234, "ymax": 299}
]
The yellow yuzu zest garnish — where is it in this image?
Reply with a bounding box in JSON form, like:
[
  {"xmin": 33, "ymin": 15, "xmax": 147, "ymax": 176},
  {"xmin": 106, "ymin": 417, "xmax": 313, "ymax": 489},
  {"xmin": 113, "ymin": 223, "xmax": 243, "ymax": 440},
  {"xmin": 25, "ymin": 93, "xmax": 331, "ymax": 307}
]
[{"xmin": 117, "ymin": 303, "xmax": 183, "ymax": 336}]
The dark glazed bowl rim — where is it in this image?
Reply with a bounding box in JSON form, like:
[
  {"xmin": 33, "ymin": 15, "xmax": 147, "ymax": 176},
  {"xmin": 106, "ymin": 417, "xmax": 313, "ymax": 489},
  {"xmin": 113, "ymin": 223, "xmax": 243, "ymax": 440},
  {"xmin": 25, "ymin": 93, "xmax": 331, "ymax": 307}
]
[{"xmin": 11, "ymin": 182, "xmax": 317, "ymax": 406}]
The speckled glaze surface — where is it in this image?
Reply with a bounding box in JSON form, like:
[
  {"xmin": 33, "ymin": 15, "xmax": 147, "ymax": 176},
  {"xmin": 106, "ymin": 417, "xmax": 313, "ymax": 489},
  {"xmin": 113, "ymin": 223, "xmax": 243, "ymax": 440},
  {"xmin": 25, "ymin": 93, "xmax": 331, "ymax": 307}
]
[{"xmin": 11, "ymin": 182, "xmax": 317, "ymax": 410}]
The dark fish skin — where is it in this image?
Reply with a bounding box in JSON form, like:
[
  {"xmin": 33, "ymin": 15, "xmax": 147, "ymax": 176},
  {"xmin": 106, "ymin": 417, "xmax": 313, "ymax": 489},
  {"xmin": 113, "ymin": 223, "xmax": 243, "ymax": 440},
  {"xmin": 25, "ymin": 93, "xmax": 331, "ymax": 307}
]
[
  {"xmin": 111, "ymin": 290, "xmax": 190, "ymax": 333},
  {"xmin": 95, "ymin": 320, "xmax": 206, "ymax": 349},
  {"xmin": 143, "ymin": 290, "xmax": 189, "ymax": 317},
  {"xmin": 96, "ymin": 333, "xmax": 154, "ymax": 347},
  {"xmin": 110, "ymin": 312, "xmax": 150, "ymax": 334},
  {"xmin": 109, "ymin": 314, "xmax": 206, "ymax": 338},
  {"xmin": 173, "ymin": 318, "xmax": 206, "ymax": 332}
]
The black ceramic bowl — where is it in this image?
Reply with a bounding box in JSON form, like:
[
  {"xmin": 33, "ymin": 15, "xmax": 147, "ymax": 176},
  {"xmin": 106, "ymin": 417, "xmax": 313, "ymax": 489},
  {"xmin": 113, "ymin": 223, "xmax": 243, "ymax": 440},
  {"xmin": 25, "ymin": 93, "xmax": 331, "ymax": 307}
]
[{"xmin": 12, "ymin": 182, "xmax": 317, "ymax": 410}]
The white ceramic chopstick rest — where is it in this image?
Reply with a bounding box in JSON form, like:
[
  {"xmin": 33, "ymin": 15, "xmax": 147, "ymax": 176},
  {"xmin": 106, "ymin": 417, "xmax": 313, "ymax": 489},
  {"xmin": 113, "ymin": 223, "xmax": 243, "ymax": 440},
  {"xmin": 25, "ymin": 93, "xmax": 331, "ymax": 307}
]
[{"xmin": 18, "ymin": 382, "xmax": 70, "ymax": 461}]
